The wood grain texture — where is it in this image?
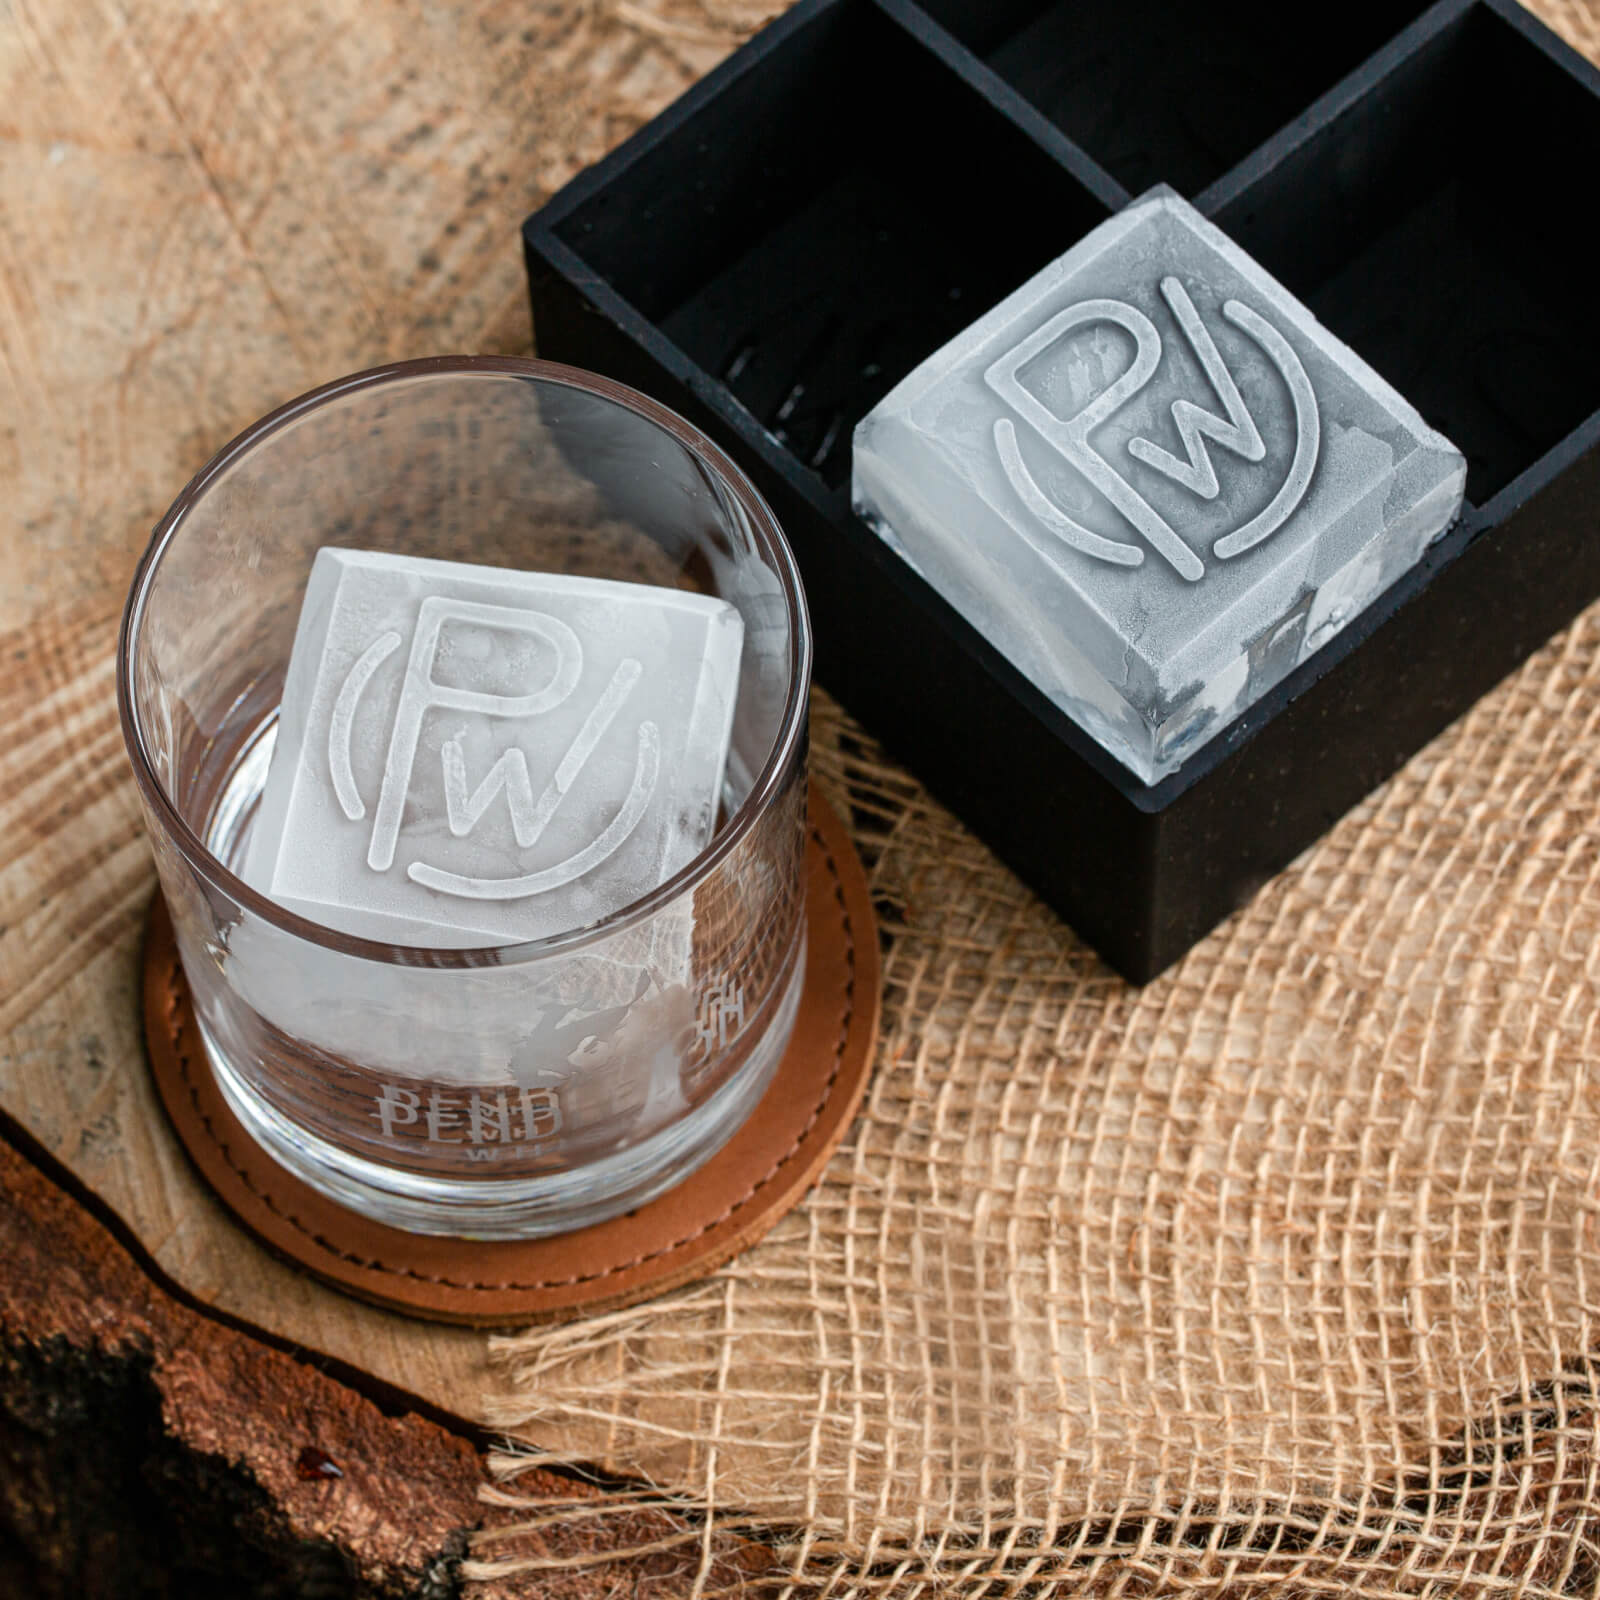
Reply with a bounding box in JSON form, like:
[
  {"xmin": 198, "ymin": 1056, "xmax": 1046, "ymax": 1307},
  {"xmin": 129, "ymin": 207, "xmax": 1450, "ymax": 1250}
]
[
  {"xmin": 4, "ymin": 0, "xmax": 1596, "ymax": 1523},
  {"xmin": 0, "ymin": 1129, "xmax": 486, "ymax": 1594},
  {"xmin": 0, "ymin": 0, "xmax": 781, "ymax": 1422}
]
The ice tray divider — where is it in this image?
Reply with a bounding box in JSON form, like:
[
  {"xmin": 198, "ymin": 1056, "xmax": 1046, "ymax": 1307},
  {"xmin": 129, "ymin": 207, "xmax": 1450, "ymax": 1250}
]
[
  {"xmin": 869, "ymin": 0, "xmax": 1131, "ymax": 212},
  {"xmin": 1193, "ymin": 0, "xmax": 1477, "ymax": 219},
  {"xmin": 1206, "ymin": 0, "xmax": 1600, "ymax": 514}
]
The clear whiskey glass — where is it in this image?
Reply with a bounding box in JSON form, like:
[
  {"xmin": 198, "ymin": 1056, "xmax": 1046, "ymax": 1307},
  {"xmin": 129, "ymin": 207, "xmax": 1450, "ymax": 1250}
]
[{"xmin": 118, "ymin": 358, "xmax": 810, "ymax": 1239}]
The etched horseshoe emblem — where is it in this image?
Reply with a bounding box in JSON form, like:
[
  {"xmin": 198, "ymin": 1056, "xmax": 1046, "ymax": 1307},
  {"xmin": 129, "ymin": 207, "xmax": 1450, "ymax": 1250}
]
[{"xmin": 984, "ymin": 276, "xmax": 1320, "ymax": 581}]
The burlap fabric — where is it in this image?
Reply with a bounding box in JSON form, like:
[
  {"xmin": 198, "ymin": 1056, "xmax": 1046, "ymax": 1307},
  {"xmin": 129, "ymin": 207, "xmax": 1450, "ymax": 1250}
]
[{"xmin": 469, "ymin": 4, "xmax": 1600, "ymax": 1593}]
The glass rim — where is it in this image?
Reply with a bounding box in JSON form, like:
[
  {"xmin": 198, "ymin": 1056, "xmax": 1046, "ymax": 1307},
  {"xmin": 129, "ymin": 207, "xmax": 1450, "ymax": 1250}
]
[{"xmin": 116, "ymin": 355, "xmax": 813, "ymax": 969}]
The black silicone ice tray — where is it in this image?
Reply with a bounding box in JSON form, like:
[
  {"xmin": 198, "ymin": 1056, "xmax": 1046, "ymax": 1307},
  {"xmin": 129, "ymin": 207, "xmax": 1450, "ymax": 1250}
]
[{"xmin": 524, "ymin": 0, "xmax": 1600, "ymax": 981}]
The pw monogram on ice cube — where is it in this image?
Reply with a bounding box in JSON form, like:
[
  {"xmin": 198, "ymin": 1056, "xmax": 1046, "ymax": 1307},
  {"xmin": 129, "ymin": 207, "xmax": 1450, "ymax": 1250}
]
[
  {"xmin": 986, "ymin": 276, "xmax": 1321, "ymax": 582},
  {"xmin": 328, "ymin": 596, "xmax": 659, "ymax": 902}
]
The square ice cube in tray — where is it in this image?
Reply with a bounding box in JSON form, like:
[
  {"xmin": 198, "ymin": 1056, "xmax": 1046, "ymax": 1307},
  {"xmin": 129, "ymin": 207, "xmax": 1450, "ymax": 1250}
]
[
  {"xmin": 524, "ymin": 0, "xmax": 1600, "ymax": 980},
  {"xmin": 853, "ymin": 188, "xmax": 1466, "ymax": 784}
]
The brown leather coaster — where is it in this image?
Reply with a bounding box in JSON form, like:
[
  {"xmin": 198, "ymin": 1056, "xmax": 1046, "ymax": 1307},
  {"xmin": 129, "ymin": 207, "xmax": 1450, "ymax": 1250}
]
[{"xmin": 141, "ymin": 787, "xmax": 879, "ymax": 1326}]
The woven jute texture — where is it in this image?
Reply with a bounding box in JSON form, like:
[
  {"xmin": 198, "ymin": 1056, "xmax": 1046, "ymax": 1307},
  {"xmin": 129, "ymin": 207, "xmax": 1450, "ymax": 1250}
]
[{"xmin": 472, "ymin": 4, "xmax": 1600, "ymax": 1593}]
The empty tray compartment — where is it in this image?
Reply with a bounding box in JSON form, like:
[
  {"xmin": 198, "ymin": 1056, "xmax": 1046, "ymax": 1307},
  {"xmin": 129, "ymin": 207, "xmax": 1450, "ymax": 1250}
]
[
  {"xmin": 914, "ymin": 0, "xmax": 1435, "ymax": 195},
  {"xmin": 1214, "ymin": 0, "xmax": 1600, "ymax": 507},
  {"xmin": 546, "ymin": 0, "xmax": 1112, "ymax": 490}
]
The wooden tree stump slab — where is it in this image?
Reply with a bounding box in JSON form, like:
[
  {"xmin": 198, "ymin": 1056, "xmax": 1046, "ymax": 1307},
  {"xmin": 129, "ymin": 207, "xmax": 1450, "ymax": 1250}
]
[
  {"xmin": 2, "ymin": 1124, "xmax": 757, "ymax": 1598},
  {"xmin": 0, "ymin": 0, "xmax": 787, "ymax": 1588},
  {"xmin": 0, "ymin": 0, "xmax": 783, "ymax": 1433}
]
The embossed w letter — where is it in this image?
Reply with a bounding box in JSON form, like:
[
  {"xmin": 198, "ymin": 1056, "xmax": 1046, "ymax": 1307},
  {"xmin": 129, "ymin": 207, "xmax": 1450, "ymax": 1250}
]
[
  {"xmin": 354, "ymin": 597, "xmax": 658, "ymax": 902},
  {"xmin": 984, "ymin": 277, "xmax": 1319, "ymax": 580}
]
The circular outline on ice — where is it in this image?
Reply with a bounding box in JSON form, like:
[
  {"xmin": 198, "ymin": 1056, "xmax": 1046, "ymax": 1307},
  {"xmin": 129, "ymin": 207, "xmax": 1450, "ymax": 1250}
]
[
  {"xmin": 985, "ymin": 282, "xmax": 1320, "ymax": 577},
  {"xmin": 117, "ymin": 355, "xmax": 812, "ymax": 970}
]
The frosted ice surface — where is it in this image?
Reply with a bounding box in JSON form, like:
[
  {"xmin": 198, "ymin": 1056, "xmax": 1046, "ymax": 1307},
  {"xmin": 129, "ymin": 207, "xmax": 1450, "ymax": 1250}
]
[
  {"xmin": 243, "ymin": 548, "xmax": 743, "ymax": 946},
  {"xmin": 852, "ymin": 187, "xmax": 1466, "ymax": 785}
]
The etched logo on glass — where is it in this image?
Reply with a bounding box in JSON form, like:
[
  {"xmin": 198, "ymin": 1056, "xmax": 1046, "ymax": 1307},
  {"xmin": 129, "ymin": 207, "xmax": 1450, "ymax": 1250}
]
[
  {"xmin": 372, "ymin": 1082, "xmax": 564, "ymax": 1149},
  {"xmin": 694, "ymin": 978, "xmax": 747, "ymax": 1056},
  {"xmin": 326, "ymin": 596, "xmax": 659, "ymax": 901},
  {"xmin": 984, "ymin": 276, "xmax": 1320, "ymax": 582}
]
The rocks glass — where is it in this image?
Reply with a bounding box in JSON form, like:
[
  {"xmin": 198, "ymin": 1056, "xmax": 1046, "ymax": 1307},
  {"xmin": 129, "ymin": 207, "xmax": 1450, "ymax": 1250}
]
[{"xmin": 118, "ymin": 358, "xmax": 811, "ymax": 1239}]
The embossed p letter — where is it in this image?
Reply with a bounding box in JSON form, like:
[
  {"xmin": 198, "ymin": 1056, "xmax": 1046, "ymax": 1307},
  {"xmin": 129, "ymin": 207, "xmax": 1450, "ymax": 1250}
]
[{"xmin": 366, "ymin": 597, "xmax": 583, "ymax": 872}]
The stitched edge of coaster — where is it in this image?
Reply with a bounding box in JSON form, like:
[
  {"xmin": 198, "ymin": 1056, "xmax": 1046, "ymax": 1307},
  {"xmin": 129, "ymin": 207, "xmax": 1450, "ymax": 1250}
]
[
  {"xmin": 142, "ymin": 790, "xmax": 879, "ymax": 1322},
  {"xmin": 164, "ymin": 826, "xmax": 850, "ymax": 1288}
]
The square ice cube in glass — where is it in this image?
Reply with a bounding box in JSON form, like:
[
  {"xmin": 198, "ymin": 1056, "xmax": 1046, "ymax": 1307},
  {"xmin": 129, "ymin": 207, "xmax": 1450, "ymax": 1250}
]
[
  {"xmin": 852, "ymin": 187, "xmax": 1466, "ymax": 784},
  {"xmin": 243, "ymin": 548, "xmax": 744, "ymax": 946}
]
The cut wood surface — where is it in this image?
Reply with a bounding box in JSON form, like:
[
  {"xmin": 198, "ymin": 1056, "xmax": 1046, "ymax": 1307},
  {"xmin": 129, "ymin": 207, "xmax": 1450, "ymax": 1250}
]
[
  {"xmin": 0, "ymin": 0, "xmax": 786, "ymax": 1422},
  {"xmin": 5, "ymin": 0, "xmax": 1600, "ymax": 1587},
  {"xmin": 0, "ymin": 1125, "xmax": 486, "ymax": 1595}
]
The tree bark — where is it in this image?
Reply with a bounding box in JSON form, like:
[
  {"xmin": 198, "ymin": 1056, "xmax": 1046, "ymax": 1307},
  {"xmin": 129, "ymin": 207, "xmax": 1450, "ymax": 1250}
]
[
  {"xmin": 1, "ymin": 1124, "xmax": 737, "ymax": 1599},
  {"xmin": 0, "ymin": 1123, "xmax": 485, "ymax": 1597}
]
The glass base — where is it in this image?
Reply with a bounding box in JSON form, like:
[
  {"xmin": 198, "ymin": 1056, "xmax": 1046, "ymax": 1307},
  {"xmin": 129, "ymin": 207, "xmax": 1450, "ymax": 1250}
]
[{"xmin": 201, "ymin": 943, "xmax": 806, "ymax": 1240}]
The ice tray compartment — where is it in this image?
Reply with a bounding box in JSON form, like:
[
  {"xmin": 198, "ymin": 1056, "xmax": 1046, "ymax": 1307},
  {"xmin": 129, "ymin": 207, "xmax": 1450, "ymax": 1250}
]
[
  {"xmin": 916, "ymin": 0, "xmax": 1434, "ymax": 195},
  {"xmin": 1215, "ymin": 1, "xmax": 1600, "ymax": 506},
  {"xmin": 551, "ymin": 1, "xmax": 1110, "ymax": 489}
]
